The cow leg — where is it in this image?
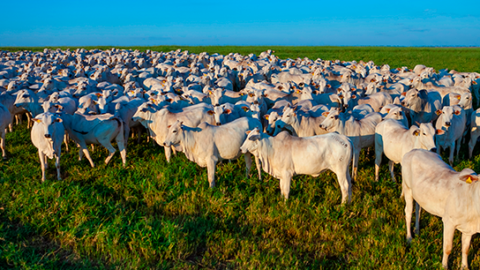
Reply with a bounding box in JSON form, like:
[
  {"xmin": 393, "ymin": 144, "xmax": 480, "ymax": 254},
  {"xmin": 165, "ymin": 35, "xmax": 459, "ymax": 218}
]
[
  {"xmin": 374, "ymin": 141, "xmax": 383, "ymax": 182},
  {"xmin": 244, "ymin": 152, "xmax": 252, "ymax": 177},
  {"xmin": 404, "ymin": 187, "xmax": 414, "ymax": 242},
  {"xmin": 448, "ymin": 142, "xmax": 455, "ymax": 166},
  {"xmin": 461, "ymin": 233, "xmax": 472, "ymax": 269},
  {"xmin": 90, "ymin": 144, "xmax": 95, "ymax": 153},
  {"xmin": 280, "ymin": 175, "xmax": 292, "ymax": 201},
  {"xmin": 254, "ymin": 156, "xmax": 262, "ymax": 180},
  {"xmin": 64, "ymin": 134, "xmax": 69, "ymax": 152},
  {"xmin": 352, "ymin": 149, "xmax": 360, "ymax": 181},
  {"xmin": 388, "ymin": 160, "xmax": 396, "ymax": 182},
  {"xmin": 44, "ymin": 154, "xmax": 48, "ymax": 169},
  {"xmin": 79, "ymin": 142, "xmax": 95, "ymax": 167},
  {"xmin": 442, "ymin": 221, "xmax": 455, "ymax": 269},
  {"xmin": 38, "ymin": 150, "xmax": 46, "ymax": 182},
  {"xmin": 334, "ymin": 167, "xmax": 352, "ymax": 204},
  {"xmin": 99, "ymin": 139, "xmax": 116, "ymax": 165},
  {"xmin": 468, "ymin": 133, "xmax": 478, "ymax": 159},
  {"xmin": 414, "ymin": 202, "xmax": 422, "ymax": 235},
  {"xmin": 455, "ymin": 138, "xmax": 461, "ymax": 160},
  {"xmin": 15, "ymin": 114, "xmax": 20, "ymax": 125},
  {"xmin": 207, "ymin": 158, "xmax": 217, "ymax": 188},
  {"xmin": 115, "ymin": 129, "xmax": 127, "ymax": 167},
  {"xmin": 164, "ymin": 146, "xmax": 172, "ymax": 162},
  {"xmin": 26, "ymin": 113, "xmax": 31, "ymax": 128},
  {"xmin": 171, "ymin": 146, "xmax": 177, "ymax": 156},
  {"xmin": 0, "ymin": 129, "xmax": 6, "ymax": 159},
  {"xmin": 55, "ymin": 154, "xmax": 61, "ymax": 180}
]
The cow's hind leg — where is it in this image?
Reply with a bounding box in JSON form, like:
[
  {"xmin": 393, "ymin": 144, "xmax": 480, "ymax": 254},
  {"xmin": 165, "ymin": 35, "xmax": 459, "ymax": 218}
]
[
  {"xmin": 414, "ymin": 202, "xmax": 422, "ymax": 235},
  {"xmin": 442, "ymin": 221, "xmax": 455, "ymax": 269},
  {"xmin": 244, "ymin": 152, "xmax": 252, "ymax": 178},
  {"xmin": 55, "ymin": 154, "xmax": 61, "ymax": 180},
  {"xmin": 388, "ymin": 160, "xmax": 396, "ymax": 182},
  {"xmin": 207, "ymin": 158, "xmax": 217, "ymax": 188},
  {"xmin": 1, "ymin": 129, "xmax": 6, "ymax": 159},
  {"xmin": 115, "ymin": 129, "xmax": 127, "ymax": 167},
  {"xmin": 461, "ymin": 233, "xmax": 473, "ymax": 269},
  {"xmin": 99, "ymin": 139, "xmax": 116, "ymax": 165},
  {"xmin": 38, "ymin": 150, "xmax": 46, "ymax": 182},
  {"xmin": 334, "ymin": 167, "xmax": 352, "ymax": 204}
]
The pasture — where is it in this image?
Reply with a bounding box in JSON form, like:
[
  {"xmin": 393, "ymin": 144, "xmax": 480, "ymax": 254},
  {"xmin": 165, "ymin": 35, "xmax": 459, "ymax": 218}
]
[{"xmin": 1, "ymin": 46, "xmax": 480, "ymax": 269}]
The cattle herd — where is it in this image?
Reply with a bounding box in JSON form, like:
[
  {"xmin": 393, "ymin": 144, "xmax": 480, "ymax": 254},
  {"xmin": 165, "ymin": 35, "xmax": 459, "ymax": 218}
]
[{"xmin": 0, "ymin": 48, "xmax": 480, "ymax": 268}]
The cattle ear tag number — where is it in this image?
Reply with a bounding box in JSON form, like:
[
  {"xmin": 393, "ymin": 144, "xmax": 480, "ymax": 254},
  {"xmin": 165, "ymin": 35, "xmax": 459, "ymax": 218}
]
[
  {"xmin": 34, "ymin": 119, "xmax": 41, "ymax": 123},
  {"xmin": 466, "ymin": 176, "xmax": 473, "ymax": 184}
]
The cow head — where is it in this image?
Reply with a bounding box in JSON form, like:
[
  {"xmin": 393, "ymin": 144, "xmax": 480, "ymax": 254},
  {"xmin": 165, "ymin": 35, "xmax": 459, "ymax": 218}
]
[
  {"xmin": 319, "ymin": 108, "xmax": 340, "ymax": 131},
  {"xmin": 240, "ymin": 128, "xmax": 262, "ymax": 154},
  {"xmin": 163, "ymin": 120, "xmax": 184, "ymax": 147}
]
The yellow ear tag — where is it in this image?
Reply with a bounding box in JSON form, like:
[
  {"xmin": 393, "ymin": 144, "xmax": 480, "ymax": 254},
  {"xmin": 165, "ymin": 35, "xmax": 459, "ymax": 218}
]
[
  {"xmin": 466, "ymin": 177, "xmax": 472, "ymax": 184},
  {"xmin": 265, "ymin": 115, "xmax": 269, "ymax": 120}
]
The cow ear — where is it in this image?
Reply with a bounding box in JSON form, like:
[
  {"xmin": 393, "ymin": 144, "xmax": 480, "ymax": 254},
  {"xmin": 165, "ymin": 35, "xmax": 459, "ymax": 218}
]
[
  {"xmin": 338, "ymin": 94, "xmax": 344, "ymax": 99},
  {"xmin": 322, "ymin": 112, "xmax": 330, "ymax": 117},
  {"xmin": 167, "ymin": 125, "xmax": 171, "ymax": 128},
  {"xmin": 55, "ymin": 118, "xmax": 63, "ymax": 123},
  {"xmin": 246, "ymin": 130, "xmax": 251, "ymax": 135},
  {"xmin": 166, "ymin": 99, "xmax": 172, "ymax": 103},
  {"xmin": 337, "ymin": 87, "xmax": 343, "ymax": 92},
  {"xmin": 412, "ymin": 129, "xmax": 420, "ymax": 136},
  {"xmin": 32, "ymin": 118, "xmax": 41, "ymax": 123},
  {"xmin": 264, "ymin": 114, "xmax": 269, "ymax": 120},
  {"xmin": 401, "ymin": 92, "xmax": 407, "ymax": 96},
  {"xmin": 435, "ymin": 110, "xmax": 442, "ymax": 115},
  {"xmin": 207, "ymin": 110, "xmax": 214, "ymax": 115},
  {"xmin": 454, "ymin": 110, "xmax": 461, "ymax": 115},
  {"xmin": 459, "ymin": 174, "xmax": 479, "ymax": 184},
  {"xmin": 436, "ymin": 129, "xmax": 445, "ymax": 135},
  {"xmin": 352, "ymin": 95, "xmax": 357, "ymax": 99},
  {"xmin": 326, "ymin": 84, "xmax": 331, "ymax": 88},
  {"xmin": 241, "ymin": 106, "xmax": 249, "ymax": 112},
  {"xmin": 223, "ymin": 109, "xmax": 231, "ymax": 114},
  {"xmin": 95, "ymin": 93, "xmax": 103, "ymax": 97}
]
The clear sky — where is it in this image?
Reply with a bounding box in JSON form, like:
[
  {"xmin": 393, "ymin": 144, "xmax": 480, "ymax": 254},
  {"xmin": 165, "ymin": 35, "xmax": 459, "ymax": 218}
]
[{"xmin": 1, "ymin": 0, "xmax": 479, "ymax": 47}]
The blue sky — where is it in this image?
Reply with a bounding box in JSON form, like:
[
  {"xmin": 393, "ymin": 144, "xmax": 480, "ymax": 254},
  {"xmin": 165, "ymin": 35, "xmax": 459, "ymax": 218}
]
[{"xmin": 1, "ymin": 0, "xmax": 479, "ymax": 46}]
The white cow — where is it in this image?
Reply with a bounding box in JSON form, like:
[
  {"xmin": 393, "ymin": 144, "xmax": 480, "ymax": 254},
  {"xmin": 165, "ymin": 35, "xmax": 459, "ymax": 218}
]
[
  {"xmin": 240, "ymin": 128, "xmax": 353, "ymax": 203},
  {"xmin": 61, "ymin": 112, "xmax": 126, "ymax": 167},
  {"xmin": 0, "ymin": 103, "xmax": 12, "ymax": 159},
  {"xmin": 31, "ymin": 112, "xmax": 65, "ymax": 181},
  {"xmin": 163, "ymin": 117, "xmax": 263, "ymax": 186},
  {"xmin": 320, "ymin": 109, "xmax": 382, "ymax": 180},
  {"xmin": 402, "ymin": 149, "xmax": 480, "ymax": 269},
  {"xmin": 468, "ymin": 108, "xmax": 480, "ymax": 158},
  {"xmin": 435, "ymin": 105, "xmax": 466, "ymax": 165},
  {"xmin": 374, "ymin": 119, "xmax": 436, "ymax": 182}
]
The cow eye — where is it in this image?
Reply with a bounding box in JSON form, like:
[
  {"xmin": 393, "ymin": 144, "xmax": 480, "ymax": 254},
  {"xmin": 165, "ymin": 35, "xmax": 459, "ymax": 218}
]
[{"xmin": 423, "ymin": 133, "xmax": 426, "ymax": 135}]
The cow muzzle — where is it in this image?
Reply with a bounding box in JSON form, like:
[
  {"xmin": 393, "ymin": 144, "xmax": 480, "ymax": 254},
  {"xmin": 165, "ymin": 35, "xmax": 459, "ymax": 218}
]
[
  {"xmin": 44, "ymin": 134, "xmax": 51, "ymax": 139},
  {"xmin": 445, "ymin": 122, "xmax": 451, "ymax": 127},
  {"xmin": 430, "ymin": 148, "xmax": 437, "ymax": 152}
]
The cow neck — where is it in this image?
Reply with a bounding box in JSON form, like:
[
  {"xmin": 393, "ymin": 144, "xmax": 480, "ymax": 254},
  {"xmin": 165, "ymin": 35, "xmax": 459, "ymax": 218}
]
[
  {"xmin": 257, "ymin": 134, "xmax": 275, "ymax": 175},
  {"xmin": 179, "ymin": 126, "xmax": 199, "ymax": 162}
]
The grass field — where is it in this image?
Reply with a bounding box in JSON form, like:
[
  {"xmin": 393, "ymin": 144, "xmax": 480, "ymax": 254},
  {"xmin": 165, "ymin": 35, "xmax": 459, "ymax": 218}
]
[{"xmin": 1, "ymin": 46, "xmax": 480, "ymax": 269}]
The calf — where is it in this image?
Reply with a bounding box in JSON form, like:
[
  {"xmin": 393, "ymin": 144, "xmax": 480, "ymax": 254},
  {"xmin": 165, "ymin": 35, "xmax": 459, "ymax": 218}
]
[
  {"xmin": 435, "ymin": 105, "xmax": 466, "ymax": 165},
  {"xmin": 62, "ymin": 112, "xmax": 126, "ymax": 167},
  {"xmin": 31, "ymin": 112, "xmax": 65, "ymax": 181},
  {"xmin": 402, "ymin": 149, "xmax": 480, "ymax": 269},
  {"xmin": 240, "ymin": 128, "xmax": 353, "ymax": 203},
  {"xmin": 374, "ymin": 119, "xmax": 436, "ymax": 182},
  {"xmin": 320, "ymin": 108, "xmax": 382, "ymax": 180},
  {"xmin": 164, "ymin": 117, "xmax": 263, "ymax": 186}
]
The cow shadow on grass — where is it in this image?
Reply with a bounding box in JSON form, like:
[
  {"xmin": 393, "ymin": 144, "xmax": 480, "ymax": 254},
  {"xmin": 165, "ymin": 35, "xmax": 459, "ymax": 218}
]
[{"xmin": 0, "ymin": 213, "xmax": 105, "ymax": 269}]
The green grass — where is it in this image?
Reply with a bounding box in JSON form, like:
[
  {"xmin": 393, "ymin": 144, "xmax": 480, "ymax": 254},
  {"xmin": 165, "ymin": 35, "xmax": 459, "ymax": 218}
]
[
  {"xmin": 1, "ymin": 46, "xmax": 480, "ymax": 269},
  {"xmin": 2, "ymin": 46, "xmax": 480, "ymax": 73}
]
